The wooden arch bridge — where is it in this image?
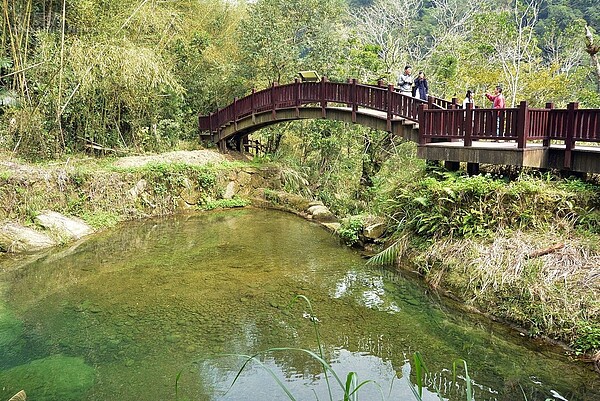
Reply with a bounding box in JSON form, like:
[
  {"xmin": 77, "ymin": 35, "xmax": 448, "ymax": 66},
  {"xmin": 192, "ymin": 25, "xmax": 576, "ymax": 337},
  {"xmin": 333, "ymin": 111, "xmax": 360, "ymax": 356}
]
[{"xmin": 198, "ymin": 78, "xmax": 600, "ymax": 174}]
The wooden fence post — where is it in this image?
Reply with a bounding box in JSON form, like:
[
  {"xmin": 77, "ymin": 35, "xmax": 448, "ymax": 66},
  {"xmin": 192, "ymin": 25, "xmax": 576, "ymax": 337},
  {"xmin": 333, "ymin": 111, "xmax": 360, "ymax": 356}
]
[
  {"xmin": 271, "ymin": 82, "xmax": 277, "ymax": 120},
  {"xmin": 250, "ymin": 88, "xmax": 256, "ymax": 123},
  {"xmin": 543, "ymin": 102, "xmax": 553, "ymax": 147},
  {"xmin": 387, "ymin": 84, "xmax": 394, "ymax": 132},
  {"xmin": 233, "ymin": 97, "xmax": 238, "ymax": 131},
  {"xmin": 564, "ymin": 102, "xmax": 579, "ymax": 169},
  {"xmin": 464, "ymin": 102, "xmax": 473, "ymax": 147},
  {"xmin": 320, "ymin": 76, "xmax": 328, "ymax": 118},
  {"xmin": 418, "ymin": 104, "xmax": 428, "ymax": 145},
  {"xmin": 351, "ymin": 78, "xmax": 358, "ymax": 123},
  {"xmin": 516, "ymin": 101, "xmax": 529, "ymax": 149},
  {"xmin": 294, "ymin": 78, "xmax": 300, "ymax": 117}
]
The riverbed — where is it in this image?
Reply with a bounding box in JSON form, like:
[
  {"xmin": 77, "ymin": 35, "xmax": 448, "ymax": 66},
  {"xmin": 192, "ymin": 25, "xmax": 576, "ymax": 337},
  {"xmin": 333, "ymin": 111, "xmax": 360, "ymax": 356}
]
[{"xmin": 0, "ymin": 208, "xmax": 597, "ymax": 401}]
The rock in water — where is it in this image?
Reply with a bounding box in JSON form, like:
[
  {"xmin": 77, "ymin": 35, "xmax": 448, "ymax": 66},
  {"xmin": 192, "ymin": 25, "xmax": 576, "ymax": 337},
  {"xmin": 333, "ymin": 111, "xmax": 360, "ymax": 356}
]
[
  {"xmin": 34, "ymin": 211, "xmax": 94, "ymax": 240},
  {"xmin": 0, "ymin": 222, "xmax": 56, "ymax": 253},
  {"xmin": 0, "ymin": 355, "xmax": 95, "ymax": 401}
]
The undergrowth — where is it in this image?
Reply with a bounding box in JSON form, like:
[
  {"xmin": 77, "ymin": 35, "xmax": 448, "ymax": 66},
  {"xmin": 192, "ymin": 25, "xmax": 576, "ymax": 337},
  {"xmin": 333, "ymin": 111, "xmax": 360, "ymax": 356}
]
[
  {"xmin": 382, "ymin": 171, "xmax": 600, "ymax": 239},
  {"xmin": 365, "ymin": 169, "xmax": 600, "ymax": 357}
]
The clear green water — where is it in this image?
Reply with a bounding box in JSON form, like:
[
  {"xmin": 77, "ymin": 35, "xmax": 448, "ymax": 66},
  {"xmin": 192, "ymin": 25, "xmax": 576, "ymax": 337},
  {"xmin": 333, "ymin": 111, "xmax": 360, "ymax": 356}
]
[{"xmin": 0, "ymin": 208, "xmax": 598, "ymax": 401}]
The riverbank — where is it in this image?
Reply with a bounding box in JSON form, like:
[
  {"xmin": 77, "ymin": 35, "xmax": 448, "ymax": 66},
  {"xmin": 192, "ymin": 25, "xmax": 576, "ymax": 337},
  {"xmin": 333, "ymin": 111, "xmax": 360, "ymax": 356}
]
[{"xmin": 0, "ymin": 148, "xmax": 598, "ymax": 371}]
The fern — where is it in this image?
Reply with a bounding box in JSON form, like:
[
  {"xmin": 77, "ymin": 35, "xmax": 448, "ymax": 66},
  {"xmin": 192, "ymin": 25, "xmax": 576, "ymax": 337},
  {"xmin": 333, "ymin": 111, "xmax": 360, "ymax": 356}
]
[{"xmin": 366, "ymin": 236, "xmax": 408, "ymax": 267}]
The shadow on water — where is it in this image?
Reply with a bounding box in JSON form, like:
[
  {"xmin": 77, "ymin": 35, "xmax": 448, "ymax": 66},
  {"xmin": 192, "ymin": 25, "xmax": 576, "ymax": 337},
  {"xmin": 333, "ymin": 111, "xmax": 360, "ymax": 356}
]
[{"xmin": 0, "ymin": 208, "xmax": 598, "ymax": 401}]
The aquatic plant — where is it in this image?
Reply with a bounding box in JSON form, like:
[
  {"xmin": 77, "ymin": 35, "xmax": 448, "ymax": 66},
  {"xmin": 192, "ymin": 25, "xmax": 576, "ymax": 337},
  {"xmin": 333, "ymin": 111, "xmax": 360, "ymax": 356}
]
[
  {"xmin": 223, "ymin": 295, "xmax": 475, "ymax": 401},
  {"xmin": 197, "ymin": 197, "xmax": 251, "ymax": 211}
]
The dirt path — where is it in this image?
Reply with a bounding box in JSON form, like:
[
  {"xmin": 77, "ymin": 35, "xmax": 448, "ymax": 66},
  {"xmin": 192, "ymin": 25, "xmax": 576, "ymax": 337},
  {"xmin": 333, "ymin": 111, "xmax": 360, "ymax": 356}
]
[
  {"xmin": 112, "ymin": 149, "xmax": 236, "ymax": 168},
  {"xmin": 0, "ymin": 149, "xmax": 242, "ymax": 176}
]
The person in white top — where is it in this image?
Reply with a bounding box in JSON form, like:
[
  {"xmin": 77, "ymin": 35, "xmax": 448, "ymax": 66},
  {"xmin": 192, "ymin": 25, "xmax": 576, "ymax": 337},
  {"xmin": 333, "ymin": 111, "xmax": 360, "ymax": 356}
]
[
  {"xmin": 462, "ymin": 90, "xmax": 474, "ymax": 108},
  {"xmin": 397, "ymin": 65, "xmax": 414, "ymax": 96}
]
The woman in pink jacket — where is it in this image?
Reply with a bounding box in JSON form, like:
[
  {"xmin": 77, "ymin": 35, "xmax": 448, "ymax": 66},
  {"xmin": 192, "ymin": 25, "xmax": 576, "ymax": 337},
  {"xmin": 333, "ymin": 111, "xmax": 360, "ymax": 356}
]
[{"xmin": 485, "ymin": 86, "xmax": 505, "ymax": 136}]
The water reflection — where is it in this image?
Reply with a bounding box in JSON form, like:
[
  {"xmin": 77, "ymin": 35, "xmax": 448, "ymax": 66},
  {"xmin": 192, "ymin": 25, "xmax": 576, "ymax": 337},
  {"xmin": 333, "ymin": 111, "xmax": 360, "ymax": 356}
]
[
  {"xmin": 333, "ymin": 270, "xmax": 402, "ymax": 313},
  {"xmin": 0, "ymin": 209, "xmax": 598, "ymax": 401},
  {"xmin": 200, "ymin": 349, "xmax": 444, "ymax": 401}
]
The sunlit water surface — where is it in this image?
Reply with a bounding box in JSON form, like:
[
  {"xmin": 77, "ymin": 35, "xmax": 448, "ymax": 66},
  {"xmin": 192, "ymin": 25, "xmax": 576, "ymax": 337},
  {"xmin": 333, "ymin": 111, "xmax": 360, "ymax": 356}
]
[{"xmin": 0, "ymin": 209, "xmax": 598, "ymax": 401}]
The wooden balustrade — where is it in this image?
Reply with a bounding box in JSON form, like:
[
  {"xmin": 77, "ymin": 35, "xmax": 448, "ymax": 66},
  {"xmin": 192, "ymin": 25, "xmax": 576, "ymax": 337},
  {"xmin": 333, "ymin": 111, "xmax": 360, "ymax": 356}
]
[
  {"xmin": 420, "ymin": 101, "xmax": 600, "ymax": 149},
  {"xmin": 198, "ymin": 79, "xmax": 600, "ymax": 157}
]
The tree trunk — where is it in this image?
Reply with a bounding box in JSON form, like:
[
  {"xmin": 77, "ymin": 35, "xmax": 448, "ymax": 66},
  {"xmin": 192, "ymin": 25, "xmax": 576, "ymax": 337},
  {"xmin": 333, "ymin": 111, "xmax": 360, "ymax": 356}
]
[{"xmin": 585, "ymin": 26, "xmax": 600, "ymax": 92}]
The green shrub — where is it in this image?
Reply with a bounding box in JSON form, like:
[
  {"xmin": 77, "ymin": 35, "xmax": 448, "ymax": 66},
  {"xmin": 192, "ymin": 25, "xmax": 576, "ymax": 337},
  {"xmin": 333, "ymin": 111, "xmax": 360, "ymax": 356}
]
[
  {"xmin": 572, "ymin": 322, "xmax": 600, "ymax": 355},
  {"xmin": 385, "ymin": 172, "xmax": 600, "ymax": 239},
  {"xmin": 337, "ymin": 216, "xmax": 364, "ymax": 246},
  {"xmin": 198, "ymin": 197, "xmax": 250, "ymax": 211}
]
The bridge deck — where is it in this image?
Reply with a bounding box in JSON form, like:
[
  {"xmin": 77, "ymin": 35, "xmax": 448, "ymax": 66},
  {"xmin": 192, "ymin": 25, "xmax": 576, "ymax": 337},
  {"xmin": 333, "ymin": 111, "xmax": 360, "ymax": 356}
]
[{"xmin": 419, "ymin": 141, "xmax": 600, "ymax": 173}]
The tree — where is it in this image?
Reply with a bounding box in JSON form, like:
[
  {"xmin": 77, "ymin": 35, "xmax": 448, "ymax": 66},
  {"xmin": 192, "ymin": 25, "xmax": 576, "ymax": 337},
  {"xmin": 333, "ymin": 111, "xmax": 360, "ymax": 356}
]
[
  {"xmin": 473, "ymin": 0, "xmax": 542, "ymax": 107},
  {"xmin": 539, "ymin": 19, "xmax": 587, "ymax": 74},
  {"xmin": 237, "ymin": 0, "xmax": 348, "ymax": 87},
  {"xmin": 351, "ymin": 0, "xmax": 424, "ymax": 80}
]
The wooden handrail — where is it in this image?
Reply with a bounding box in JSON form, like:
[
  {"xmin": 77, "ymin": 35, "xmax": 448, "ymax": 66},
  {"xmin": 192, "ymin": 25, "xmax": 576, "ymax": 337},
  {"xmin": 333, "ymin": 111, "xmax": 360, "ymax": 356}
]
[
  {"xmin": 198, "ymin": 78, "xmax": 600, "ymax": 153},
  {"xmin": 198, "ymin": 79, "xmax": 424, "ymax": 134}
]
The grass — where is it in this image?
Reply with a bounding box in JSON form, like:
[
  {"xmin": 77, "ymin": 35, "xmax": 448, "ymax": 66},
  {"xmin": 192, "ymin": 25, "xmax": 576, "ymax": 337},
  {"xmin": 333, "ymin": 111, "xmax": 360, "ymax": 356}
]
[
  {"xmin": 416, "ymin": 227, "xmax": 600, "ymax": 353},
  {"xmin": 197, "ymin": 197, "xmax": 250, "ymax": 211},
  {"xmin": 80, "ymin": 211, "xmax": 122, "ymax": 230}
]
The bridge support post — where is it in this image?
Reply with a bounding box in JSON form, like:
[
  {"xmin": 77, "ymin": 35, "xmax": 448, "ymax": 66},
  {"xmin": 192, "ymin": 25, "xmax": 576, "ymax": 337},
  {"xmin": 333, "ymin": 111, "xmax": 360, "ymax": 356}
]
[
  {"xmin": 294, "ymin": 79, "xmax": 300, "ymax": 118},
  {"xmin": 418, "ymin": 104, "xmax": 428, "ymax": 145},
  {"xmin": 466, "ymin": 162, "xmax": 480, "ymax": 176},
  {"xmin": 233, "ymin": 97, "xmax": 238, "ymax": 131},
  {"xmin": 444, "ymin": 161, "xmax": 460, "ymax": 171},
  {"xmin": 387, "ymin": 84, "xmax": 394, "ymax": 132},
  {"xmin": 351, "ymin": 79, "xmax": 357, "ymax": 123},
  {"xmin": 564, "ymin": 102, "xmax": 579, "ymax": 170},
  {"xmin": 464, "ymin": 102, "xmax": 473, "ymax": 146},
  {"xmin": 320, "ymin": 76, "xmax": 328, "ymax": 118},
  {"xmin": 271, "ymin": 82, "xmax": 278, "ymax": 120},
  {"xmin": 516, "ymin": 101, "xmax": 529, "ymax": 149},
  {"xmin": 251, "ymin": 88, "xmax": 256, "ymax": 123},
  {"xmin": 543, "ymin": 102, "xmax": 553, "ymax": 147}
]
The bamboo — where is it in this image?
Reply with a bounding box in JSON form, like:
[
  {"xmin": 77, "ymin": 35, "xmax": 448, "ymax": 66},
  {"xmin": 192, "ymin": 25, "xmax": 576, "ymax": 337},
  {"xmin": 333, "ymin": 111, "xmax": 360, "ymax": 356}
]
[{"xmin": 57, "ymin": 0, "xmax": 66, "ymax": 148}]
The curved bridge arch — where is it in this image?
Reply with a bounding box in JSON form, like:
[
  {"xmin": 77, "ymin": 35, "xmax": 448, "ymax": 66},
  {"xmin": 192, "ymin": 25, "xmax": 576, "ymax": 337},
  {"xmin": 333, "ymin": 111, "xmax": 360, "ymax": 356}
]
[
  {"xmin": 198, "ymin": 79, "xmax": 450, "ymax": 151},
  {"xmin": 215, "ymin": 106, "xmax": 422, "ymax": 151}
]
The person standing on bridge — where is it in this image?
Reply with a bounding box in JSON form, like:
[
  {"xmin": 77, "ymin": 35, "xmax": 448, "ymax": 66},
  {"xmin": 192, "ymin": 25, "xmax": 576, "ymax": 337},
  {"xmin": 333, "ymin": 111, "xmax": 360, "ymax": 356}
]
[
  {"xmin": 397, "ymin": 65, "xmax": 414, "ymax": 96},
  {"xmin": 485, "ymin": 86, "xmax": 505, "ymax": 110},
  {"xmin": 485, "ymin": 86, "xmax": 506, "ymax": 137},
  {"xmin": 462, "ymin": 90, "xmax": 475, "ymax": 108},
  {"xmin": 413, "ymin": 71, "xmax": 428, "ymax": 100}
]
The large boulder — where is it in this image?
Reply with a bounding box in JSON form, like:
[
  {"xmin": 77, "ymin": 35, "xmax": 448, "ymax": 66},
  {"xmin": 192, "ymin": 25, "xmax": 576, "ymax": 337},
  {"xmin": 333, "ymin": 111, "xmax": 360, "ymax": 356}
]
[
  {"xmin": 35, "ymin": 211, "xmax": 94, "ymax": 240},
  {"xmin": 307, "ymin": 204, "xmax": 337, "ymax": 222},
  {"xmin": 223, "ymin": 181, "xmax": 237, "ymax": 199},
  {"xmin": 0, "ymin": 222, "xmax": 56, "ymax": 253},
  {"xmin": 268, "ymin": 191, "xmax": 312, "ymax": 211},
  {"xmin": 178, "ymin": 177, "xmax": 203, "ymax": 206},
  {"xmin": 363, "ymin": 222, "xmax": 387, "ymax": 240}
]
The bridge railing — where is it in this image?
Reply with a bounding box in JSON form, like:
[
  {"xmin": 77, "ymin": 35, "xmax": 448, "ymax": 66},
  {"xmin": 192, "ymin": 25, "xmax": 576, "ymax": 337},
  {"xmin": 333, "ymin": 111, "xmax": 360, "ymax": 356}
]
[
  {"xmin": 199, "ymin": 79, "xmax": 600, "ymax": 168},
  {"xmin": 198, "ymin": 78, "xmax": 435, "ymax": 135},
  {"xmin": 420, "ymin": 101, "xmax": 600, "ymax": 167}
]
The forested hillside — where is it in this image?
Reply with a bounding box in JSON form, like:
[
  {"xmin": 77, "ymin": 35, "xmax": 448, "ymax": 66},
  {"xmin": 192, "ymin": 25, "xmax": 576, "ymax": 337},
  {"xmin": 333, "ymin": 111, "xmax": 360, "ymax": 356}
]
[{"xmin": 0, "ymin": 0, "xmax": 598, "ymax": 159}]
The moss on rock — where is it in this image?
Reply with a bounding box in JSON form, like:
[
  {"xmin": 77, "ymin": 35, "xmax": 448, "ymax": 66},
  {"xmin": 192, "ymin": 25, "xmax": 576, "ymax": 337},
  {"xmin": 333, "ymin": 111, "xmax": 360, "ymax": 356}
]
[
  {"xmin": 0, "ymin": 355, "xmax": 95, "ymax": 401},
  {"xmin": 0, "ymin": 300, "xmax": 24, "ymax": 368}
]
